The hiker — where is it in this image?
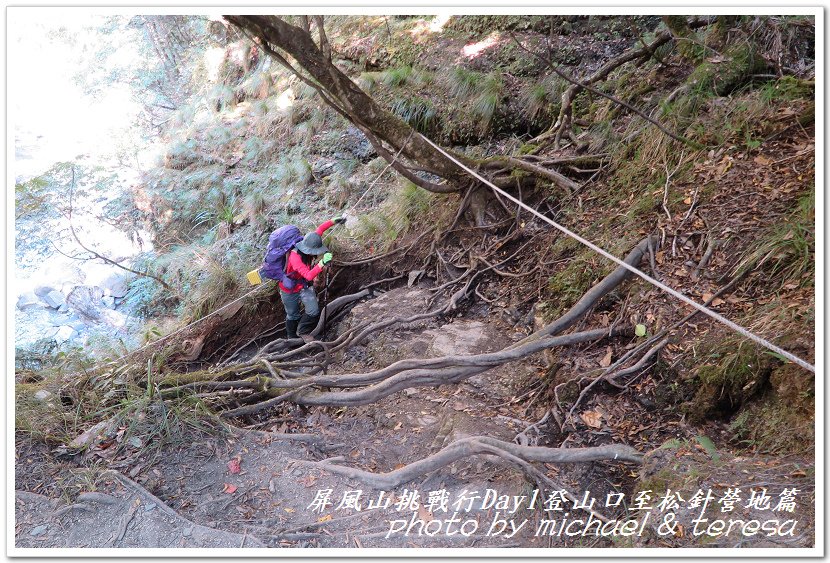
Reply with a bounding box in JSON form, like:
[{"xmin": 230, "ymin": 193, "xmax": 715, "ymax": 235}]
[{"xmin": 280, "ymin": 217, "xmax": 346, "ymax": 340}]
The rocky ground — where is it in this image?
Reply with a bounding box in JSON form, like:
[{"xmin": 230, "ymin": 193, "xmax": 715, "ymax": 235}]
[{"xmin": 14, "ymin": 286, "xmax": 815, "ymax": 550}]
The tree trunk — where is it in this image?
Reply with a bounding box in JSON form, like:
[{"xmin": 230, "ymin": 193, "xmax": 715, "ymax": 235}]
[{"xmin": 224, "ymin": 15, "xmax": 468, "ymax": 193}]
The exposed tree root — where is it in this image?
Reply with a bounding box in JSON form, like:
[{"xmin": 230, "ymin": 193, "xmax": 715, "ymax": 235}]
[
  {"xmin": 157, "ymin": 236, "xmax": 655, "ymax": 413},
  {"xmin": 296, "ymin": 436, "xmax": 641, "ymax": 489}
]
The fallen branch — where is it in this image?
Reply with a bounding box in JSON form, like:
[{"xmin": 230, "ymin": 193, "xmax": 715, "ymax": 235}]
[{"xmin": 512, "ymin": 18, "xmax": 711, "ymax": 149}]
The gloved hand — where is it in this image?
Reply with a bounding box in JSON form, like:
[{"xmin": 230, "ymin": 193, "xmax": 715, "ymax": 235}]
[
  {"xmin": 319, "ymin": 252, "xmax": 333, "ymax": 267},
  {"xmin": 332, "ymin": 217, "xmax": 347, "ymax": 225}
]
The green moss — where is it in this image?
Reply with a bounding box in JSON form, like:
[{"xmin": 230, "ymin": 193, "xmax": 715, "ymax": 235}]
[
  {"xmin": 687, "ymin": 42, "xmax": 767, "ymax": 97},
  {"xmin": 729, "ymin": 363, "xmax": 814, "ymax": 455},
  {"xmin": 546, "ymin": 245, "xmax": 611, "ymax": 318},
  {"xmin": 517, "ymin": 143, "xmax": 539, "ymax": 156},
  {"xmin": 686, "ymin": 340, "xmax": 772, "ymax": 422}
]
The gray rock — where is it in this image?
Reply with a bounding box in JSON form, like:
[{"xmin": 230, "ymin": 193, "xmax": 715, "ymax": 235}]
[
  {"xmin": 99, "ymin": 273, "xmax": 129, "ymax": 298},
  {"xmin": 68, "ymin": 419, "xmax": 117, "ymax": 450},
  {"xmin": 34, "ymin": 286, "xmax": 57, "ymax": 298},
  {"xmin": 30, "ymin": 524, "xmax": 48, "ymax": 537},
  {"xmin": 66, "ymin": 286, "xmax": 105, "ymax": 322},
  {"xmin": 54, "ymin": 326, "xmax": 75, "ymax": 344},
  {"xmin": 17, "ymin": 293, "xmax": 42, "ymax": 310},
  {"xmin": 102, "ymin": 296, "xmax": 115, "ymax": 309},
  {"xmin": 312, "ymin": 159, "xmax": 337, "ymax": 179},
  {"xmin": 34, "ymin": 390, "xmax": 53, "ymax": 402},
  {"xmin": 42, "ymin": 290, "xmax": 66, "ymax": 309},
  {"xmin": 57, "ymin": 303, "xmax": 69, "ymax": 313},
  {"xmin": 68, "ymin": 320, "xmax": 88, "ymax": 332},
  {"xmin": 407, "ymin": 270, "xmax": 424, "ymax": 287},
  {"xmin": 343, "ymin": 126, "xmax": 375, "ymax": 160}
]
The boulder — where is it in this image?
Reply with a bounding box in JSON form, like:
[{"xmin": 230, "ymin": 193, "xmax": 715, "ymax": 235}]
[
  {"xmin": 42, "ymin": 290, "xmax": 66, "ymax": 309},
  {"xmin": 66, "ymin": 286, "xmax": 105, "ymax": 321},
  {"xmin": 99, "ymin": 272, "xmax": 130, "ymax": 298},
  {"xmin": 33, "ymin": 286, "xmax": 57, "ymax": 298},
  {"xmin": 33, "ymin": 389, "xmax": 53, "ymax": 402},
  {"xmin": 16, "ymin": 293, "xmax": 42, "ymax": 310},
  {"xmin": 54, "ymin": 326, "xmax": 76, "ymax": 344}
]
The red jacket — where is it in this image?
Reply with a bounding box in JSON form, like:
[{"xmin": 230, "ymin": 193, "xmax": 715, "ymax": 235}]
[{"xmin": 279, "ymin": 220, "xmax": 335, "ymax": 293}]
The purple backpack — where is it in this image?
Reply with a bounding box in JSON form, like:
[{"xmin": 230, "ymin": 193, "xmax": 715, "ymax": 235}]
[{"xmin": 260, "ymin": 225, "xmax": 304, "ymax": 288}]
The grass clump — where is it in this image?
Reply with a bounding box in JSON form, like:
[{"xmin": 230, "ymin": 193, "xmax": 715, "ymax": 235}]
[
  {"xmin": 733, "ymin": 188, "xmax": 814, "ymax": 289},
  {"xmin": 523, "ymin": 75, "xmax": 566, "ymax": 120},
  {"xmin": 390, "ymin": 95, "xmax": 438, "ymax": 133},
  {"xmin": 350, "ymin": 179, "xmax": 436, "ymax": 251},
  {"xmin": 448, "ymin": 66, "xmax": 483, "ymax": 98}
]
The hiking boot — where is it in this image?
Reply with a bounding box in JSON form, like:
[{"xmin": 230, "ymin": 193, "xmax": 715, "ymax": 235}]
[
  {"xmin": 298, "ymin": 314, "xmax": 320, "ymax": 337},
  {"xmin": 285, "ymin": 319, "xmax": 299, "ymax": 339}
]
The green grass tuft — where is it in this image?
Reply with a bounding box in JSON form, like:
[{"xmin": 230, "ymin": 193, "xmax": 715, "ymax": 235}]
[
  {"xmin": 390, "ymin": 96, "xmax": 438, "ymax": 133},
  {"xmin": 380, "ymin": 65, "xmax": 413, "ymax": 87},
  {"xmin": 447, "ymin": 66, "xmax": 483, "ymax": 98}
]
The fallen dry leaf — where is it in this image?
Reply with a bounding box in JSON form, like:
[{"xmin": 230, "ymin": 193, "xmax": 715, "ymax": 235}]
[
  {"xmin": 318, "ymin": 514, "xmax": 333, "ymax": 523},
  {"xmin": 580, "ymin": 410, "xmax": 603, "ymax": 429},
  {"xmin": 418, "ymin": 504, "xmax": 434, "ymax": 522},
  {"xmin": 222, "ymin": 483, "xmax": 238, "ymax": 494},
  {"xmin": 299, "ymin": 474, "xmax": 318, "ymax": 488},
  {"xmin": 599, "ymin": 347, "xmax": 613, "ymax": 368},
  {"xmin": 754, "ymin": 155, "xmax": 772, "ymax": 166}
]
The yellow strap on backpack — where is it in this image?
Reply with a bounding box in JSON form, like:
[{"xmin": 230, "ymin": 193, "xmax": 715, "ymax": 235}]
[{"xmin": 246, "ymin": 269, "xmax": 263, "ymax": 285}]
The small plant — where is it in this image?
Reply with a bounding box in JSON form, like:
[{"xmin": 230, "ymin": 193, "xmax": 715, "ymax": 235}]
[
  {"xmin": 336, "ymin": 158, "xmax": 360, "ymax": 178},
  {"xmin": 525, "ymin": 83, "xmax": 550, "ymax": 120},
  {"xmin": 471, "ymin": 72, "xmax": 503, "ymax": 129},
  {"xmin": 291, "ymin": 157, "xmax": 313, "ymax": 186},
  {"xmin": 239, "ymin": 70, "xmax": 273, "ymax": 99},
  {"xmin": 357, "ymin": 72, "xmax": 381, "ymax": 92},
  {"xmin": 523, "ymin": 75, "xmax": 565, "ymax": 119},
  {"xmin": 380, "ymin": 65, "xmax": 413, "ymax": 87},
  {"xmin": 759, "ymin": 75, "xmax": 814, "ymax": 103},
  {"xmin": 294, "ymin": 79, "xmax": 319, "ymax": 99},
  {"xmin": 208, "ymin": 84, "xmax": 235, "ymax": 112},
  {"xmin": 733, "ymin": 188, "xmax": 814, "ymax": 288},
  {"xmin": 390, "ymin": 96, "xmax": 437, "ymax": 133},
  {"xmin": 447, "ymin": 66, "xmax": 483, "ymax": 98}
]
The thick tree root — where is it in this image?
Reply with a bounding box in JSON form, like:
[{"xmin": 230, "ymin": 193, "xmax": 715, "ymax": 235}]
[
  {"xmin": 158, "ymin": 236, "xmax": 655, "ymax": 412},
  {"xmin": 297, "ymin": 436, "xmax": 641, "ymax": 489}
]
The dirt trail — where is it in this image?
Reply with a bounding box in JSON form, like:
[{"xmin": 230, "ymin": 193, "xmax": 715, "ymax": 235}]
[
  {"xmin": 15, "ymin": 287, "xmax": 583, "ymax": 548},
  {"xmin": 15, "ymin": 286, "xmax": 815, "ymax": 549}
]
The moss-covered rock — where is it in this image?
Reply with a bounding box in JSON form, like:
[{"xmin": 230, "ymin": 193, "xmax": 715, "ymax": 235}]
[
  {"xmin": 729, "ymin": 363, "xmax": 814, "ymax": 454},
  {"xmin": 687, "ymin": 42, "xmax": 768, "ymax": 97}
]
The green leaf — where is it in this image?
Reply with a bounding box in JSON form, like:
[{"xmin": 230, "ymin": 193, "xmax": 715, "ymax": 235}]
[
  {"xmin": 696, "ymin": 435, "xmax": 721, "ymax": 462},
  {"xmin": 635, "ymin": 324, "xmax": 647, "ymax": 337}
]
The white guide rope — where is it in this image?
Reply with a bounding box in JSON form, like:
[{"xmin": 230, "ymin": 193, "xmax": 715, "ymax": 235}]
[{"xmin": 415, "ymin": 132, "xmax": 815, "ymax": 373}]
